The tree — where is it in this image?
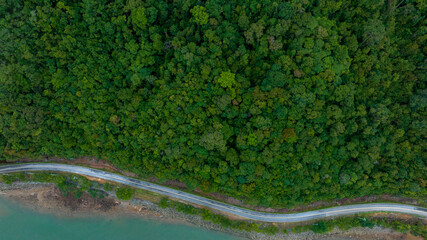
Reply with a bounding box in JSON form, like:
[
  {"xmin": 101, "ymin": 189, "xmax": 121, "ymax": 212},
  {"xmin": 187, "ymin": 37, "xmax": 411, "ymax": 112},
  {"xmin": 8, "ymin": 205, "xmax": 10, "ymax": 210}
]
[
  {"xmin": 130, "ymin": 7, "xmax": 147, "ymax": 29},
  {"xmin": 1, "ymin": 174, "xmax": 14, "ymax": 184},
  {"xmin": 190, "ymin": 6, "xmax": 209, "ymax": 25},
  {"xmin": 261, "ymin": 64, "xmax": 287, "ymax": 91},
  {"xmin": 217, "ymin": 71, "xmax": 236, "ymax": 89},
  {"xmin": 311, "ymin": 221, "xmax": 329, "ymax": 233},
  {"xmin": 199, "ymin": 131, "xmax": 227, "ymax": 152},
  {"xmin": 103, "ymin": 182, "xmax": 113, "ymax": 191},
  {"xmin": 115, "ymin": 187, "xmax": 134, "ymax": 200},
  {"xmin": 0, "ymin": 0, "xmax": 425, "ymax": 209},
  {"xmin": 362, "ymin": 19, "xmax": 386, "ymax": 46}
]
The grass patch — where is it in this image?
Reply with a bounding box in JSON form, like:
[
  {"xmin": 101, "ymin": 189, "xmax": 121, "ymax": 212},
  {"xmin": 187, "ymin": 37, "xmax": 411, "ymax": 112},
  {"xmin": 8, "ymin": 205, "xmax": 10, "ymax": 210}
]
[{"xmin": 134, "ymin": 188, "xmax": 163, "ymax": 203}]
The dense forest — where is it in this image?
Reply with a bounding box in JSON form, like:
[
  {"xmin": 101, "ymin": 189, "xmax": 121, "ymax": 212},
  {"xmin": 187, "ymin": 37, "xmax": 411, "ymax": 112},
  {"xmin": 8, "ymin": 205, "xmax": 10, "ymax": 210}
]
[{"xmin": 0, "ymin": 0, "xmax": 425, "ymax": 207}]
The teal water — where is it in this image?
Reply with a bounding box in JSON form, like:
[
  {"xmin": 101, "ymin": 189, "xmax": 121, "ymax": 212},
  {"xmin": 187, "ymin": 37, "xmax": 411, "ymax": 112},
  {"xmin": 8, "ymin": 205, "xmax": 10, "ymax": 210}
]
[{"xmin": 0, "ymin": 197, "xmax": 242, "ymax": 240}]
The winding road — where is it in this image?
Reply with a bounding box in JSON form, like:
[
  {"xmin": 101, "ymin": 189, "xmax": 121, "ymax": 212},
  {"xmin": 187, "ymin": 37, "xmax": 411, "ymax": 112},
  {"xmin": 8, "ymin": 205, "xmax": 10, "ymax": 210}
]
[{"xmin": 0, "ymin": 163, "xmax": 426, "ymax": 223}]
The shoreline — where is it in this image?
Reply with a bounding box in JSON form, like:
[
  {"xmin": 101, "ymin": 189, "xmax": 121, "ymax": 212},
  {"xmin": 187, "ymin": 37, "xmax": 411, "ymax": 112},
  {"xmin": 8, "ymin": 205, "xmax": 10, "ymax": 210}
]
[
  {"xmin": 9, "ymin": 159, "xmax": 425, "ymax": 213},
  {"xmin": 0, "ymin": 182, "xmax": 423, "ymax": 240},
  {"xmin": 0, "ymin": 182, "xmax": 250, "ymax": 239}
]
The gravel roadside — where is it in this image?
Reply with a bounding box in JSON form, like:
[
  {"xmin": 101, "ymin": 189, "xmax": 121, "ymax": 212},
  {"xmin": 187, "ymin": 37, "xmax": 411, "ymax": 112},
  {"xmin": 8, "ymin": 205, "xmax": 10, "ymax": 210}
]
[{"xmin": 0, "ymin": 182, "xmax": 422, "ymax": 240}]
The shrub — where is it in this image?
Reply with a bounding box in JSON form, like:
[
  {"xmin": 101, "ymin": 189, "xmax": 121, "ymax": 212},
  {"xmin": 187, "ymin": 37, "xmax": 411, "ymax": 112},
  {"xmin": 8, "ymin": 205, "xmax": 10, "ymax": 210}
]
[
  {"xmin": 1, "ymin": 174, "xmax": 14, "ymax": 184},
  {"xmin": 311, "ymin": 221, "xmax": 329, "ymax": 233},
  {"xmin": 103, "ymin": 182, "xmax": 113, "ymax": 191},
  {"xmin": 16, "ymin": 172, "xmax": 26, "ymax": 181},
  {"xmin": 116, "ymin": 187, "xmax": 134, "ymax": 200}
]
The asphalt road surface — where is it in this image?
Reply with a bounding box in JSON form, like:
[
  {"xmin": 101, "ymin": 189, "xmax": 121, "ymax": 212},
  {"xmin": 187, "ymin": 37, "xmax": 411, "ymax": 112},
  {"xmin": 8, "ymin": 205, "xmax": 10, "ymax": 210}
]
[{"xmin": 0, "ymin": 163, "xmax": 425, "ymax": 222}]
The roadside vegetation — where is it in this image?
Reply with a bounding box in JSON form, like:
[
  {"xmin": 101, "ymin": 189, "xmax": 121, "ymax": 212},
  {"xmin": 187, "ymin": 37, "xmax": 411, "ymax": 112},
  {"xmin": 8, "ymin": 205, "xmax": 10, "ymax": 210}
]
[
  {"xmin": 0, "ymin": 0, "xmax": 425, "ymax": 209},
  {"xmin": 1, "ymin": 172, "xmax": 137, "ymax": 201},
  {"xmin": 115, "ymin": 187, "xmax": 135, "ymax": 200},
  {"xmin": 1, "ymin": 173, "xmax": 425, "ymax": 237},
  {"xmin": 290, "ymin": 215, "xmax": 426, "ymax": 238},
  {"xmin": 0, "ymin": 172, "xmax": 110, "ymax": 199},
  {"xmin": 159, "ymin": 198, "xmax": 426, "ymax": 238},
  {"xmin": 158, "ymin": 198, "xmax": 280, "ymax": 235}
]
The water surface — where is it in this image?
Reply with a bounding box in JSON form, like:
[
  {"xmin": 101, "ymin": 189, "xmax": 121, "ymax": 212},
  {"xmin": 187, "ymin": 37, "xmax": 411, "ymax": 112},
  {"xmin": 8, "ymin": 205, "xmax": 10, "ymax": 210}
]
[{"xmin": 0, "ymin": 197, "xmax": 241, "ymax": 240}]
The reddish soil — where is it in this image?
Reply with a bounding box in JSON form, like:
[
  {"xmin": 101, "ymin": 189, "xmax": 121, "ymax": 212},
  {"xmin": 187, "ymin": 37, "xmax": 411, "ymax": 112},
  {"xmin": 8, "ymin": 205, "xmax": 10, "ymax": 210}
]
[
  {"xmin": 13, "ymin": 156, "xmax": 136, "ymax": 177},
  {"xmin": 59, "ymin": 188, "xmax": 119, "ymax": 212},
  {"xmin": 1, "ymin": 184, "xmax": 119, "ymax": 214},
  {"xmin": 5, "ymin": 156, "xmax": 425, "ymax": 214},
  {"xmin": 209, "ymin": 194, "xmax": 421, "ymax": 214},
  {"xmin": 146, "ymin": 181, "xmax": 423, "ymax": 214},
  {"xmin": 2, "ymin": 183, "xmax": 423, "ymax": 240}
]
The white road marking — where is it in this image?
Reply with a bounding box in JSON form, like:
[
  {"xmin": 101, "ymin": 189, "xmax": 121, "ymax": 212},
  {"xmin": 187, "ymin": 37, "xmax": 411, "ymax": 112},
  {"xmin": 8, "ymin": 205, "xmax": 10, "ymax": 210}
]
[{"xmin": 0, "ymin": 164, "xmax": 426, "ymax": 222}]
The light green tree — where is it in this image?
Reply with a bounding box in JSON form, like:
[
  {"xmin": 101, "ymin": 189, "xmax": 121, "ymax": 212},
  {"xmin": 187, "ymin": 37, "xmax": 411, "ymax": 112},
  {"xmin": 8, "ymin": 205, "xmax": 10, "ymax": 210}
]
[
  {"xmin": 247, "ymin": 133, "xmax": 258, "ymax": 146},
  {"xmin": 217, "ymin": 71, "xmax": 236, "ymax": 89},
  {"xmin": 130, "ymin": 7, "xmax": 147, "ymax": 29},
  {"xmin": 190, "ymin": 6, "xmax": 209, "ymax": 25}
]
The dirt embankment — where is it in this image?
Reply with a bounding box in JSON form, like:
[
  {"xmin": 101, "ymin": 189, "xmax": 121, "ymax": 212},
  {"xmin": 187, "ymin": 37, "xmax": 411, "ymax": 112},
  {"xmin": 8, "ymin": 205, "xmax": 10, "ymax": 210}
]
[
  {"xmin": 14, "ymin": 156, "xmax": 136, "ymax": 177},
  {"xmin": 0, "ymin": 182, "xmax": 119, "ymax": 217},
  {"xmin": 10, "ymin": 156, "xmax": 424, "ymax": 213},
  {"xmin": 0, "ymin": 182, "xmax": 247, "ymax": 238},
  {"xmin": 0, "ymin": 182, "xmax": 423, "ymax": 240}
]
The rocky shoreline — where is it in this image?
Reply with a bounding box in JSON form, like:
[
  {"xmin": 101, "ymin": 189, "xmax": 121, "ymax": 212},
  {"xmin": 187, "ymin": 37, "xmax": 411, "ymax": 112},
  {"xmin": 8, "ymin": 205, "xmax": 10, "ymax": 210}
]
[{"xmin": 0, "ymin": 182, "xmax": 422, "ymax": 240}]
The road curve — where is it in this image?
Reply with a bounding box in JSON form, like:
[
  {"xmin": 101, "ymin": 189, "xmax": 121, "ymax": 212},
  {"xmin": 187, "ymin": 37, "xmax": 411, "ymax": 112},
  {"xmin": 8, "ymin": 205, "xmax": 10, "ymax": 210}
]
[{"xmin": 0, "ymin": 163, "xmax": 426, "ymax": 223}]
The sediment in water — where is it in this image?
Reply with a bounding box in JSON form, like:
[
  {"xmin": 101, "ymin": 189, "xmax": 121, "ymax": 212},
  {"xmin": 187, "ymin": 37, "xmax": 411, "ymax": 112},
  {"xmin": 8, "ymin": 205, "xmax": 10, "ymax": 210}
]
[{"xmin": 0, "ymin": 182, "xmax": 421, "ymax": 240}]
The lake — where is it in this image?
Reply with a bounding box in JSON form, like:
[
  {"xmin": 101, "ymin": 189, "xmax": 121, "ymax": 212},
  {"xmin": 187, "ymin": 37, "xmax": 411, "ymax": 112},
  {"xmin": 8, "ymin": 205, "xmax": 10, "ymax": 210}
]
[{"xmin": 0, "ymin": 197, "xmax": 242, "ymax": 240}]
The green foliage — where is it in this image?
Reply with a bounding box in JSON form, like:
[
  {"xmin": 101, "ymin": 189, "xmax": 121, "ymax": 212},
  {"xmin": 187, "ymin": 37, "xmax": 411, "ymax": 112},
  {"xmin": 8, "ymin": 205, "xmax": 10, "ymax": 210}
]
[
  {"xmin": 103, "ymin": 182, "xmax": 113, "ymax": 191},
  {"xmin": 57, "ymin": 181, "xmax": 75, "ymax": 197},
  {"xmin": 217, "ymin": 71, "xmax": 236, "ymax": 89},
  {"xmin": 363, "ymin": 19, "xmax": 386, "ymax": 45},
  {"xmin": 71, "ymin": 188, "xmax": 83, "ymax": 199},
  {"xmin": 190, "ymin": 6, "xmax": 209, "ymax": 25},
  {"xmin": 130, "ymin": 7, "xmax": 147, "ymax": 29},
  {"xmin": 15, "ymin": 172, "xmax": 26, "ymax": 181},
  {"xmin": 0, "ymin": 172, "xmax": 27, "ymax": 183},
  {"xmin": 161, "ymin": 199, "xmax": 279, "ymax": 235},
  {"xmin": 33, "ymin": 172, "xmax": 56, "ymax": 182},
  {"xmin": 1, "ymin": 174, "xmax": 14, "ymax": 184},
  {"xmin": 158, "ymin": 198, "xmax": 170, "ymax": 208},
  {"xmin": 115, "ymin": 187, "xmax": 134, "ymax": 200},
  {"xmin": 259, "ymin": 225, "xmax": 280, "ymax": 235},
  {"xmin": 357, "ymin": 217, "xmax": 373, "ymax": 228},
  {"xmin": 311, "ymin": 221, "xmax": 330, "ymax": 233},
  {"xmin": 74, "ymin": 175, "xmax": 91, "ymax": 191},
  {"xmin": 261, "ymin": 64, "xmax": 287, "ymax": 91},
  {"xmin": 289, "ymin": 215, "xmax": 426, "ymax": 238},
  {"xmin": 88, "ymin": 189, "xmax": 105, "ymax": 199},
  {"xmin": 1, "ymin": 171, "xmax": 107, "ymax": 200},
  {"xmin": 0, "ymin": 0, "xmax": 425, "ymax": 209}
]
